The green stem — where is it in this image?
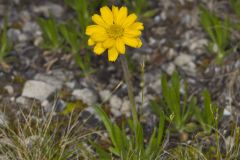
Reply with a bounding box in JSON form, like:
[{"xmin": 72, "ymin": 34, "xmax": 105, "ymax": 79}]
[{"xmin": 120, "ymin": 56, "xmax": 138, "ymax": 127}]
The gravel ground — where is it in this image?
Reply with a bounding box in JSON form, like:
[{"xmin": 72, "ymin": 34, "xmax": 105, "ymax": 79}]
[{"xmin": 0, "ymin": 0, "xmax": 239, "ymax": 137}]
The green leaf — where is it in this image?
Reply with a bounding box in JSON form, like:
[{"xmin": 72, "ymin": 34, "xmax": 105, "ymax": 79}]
[
  {"xmin": 0, "ymin": 16, "xmax": 12, "ymax": 61},
  {"xmin": 142, "ymin": 9, "xmax": 159, "ymax": 18},
  {"xmin": 230, "ymin": 0, "xmax": 240, "ymax": 17},
  {"xmin": 37, "ymin": 18, "xmax": 63, "ymax": 50},
  {"xmin": 92, "ymin": 142, "xmax": 111, "ymax": 160}
]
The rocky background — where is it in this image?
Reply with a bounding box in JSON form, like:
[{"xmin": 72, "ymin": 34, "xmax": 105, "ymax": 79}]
[{"xmin": 0, "ymin": 1, "xmax": 239, "ymax": 157}]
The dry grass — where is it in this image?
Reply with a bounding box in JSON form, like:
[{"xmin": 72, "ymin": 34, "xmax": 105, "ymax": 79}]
[{"xmin": 0, "ymin": 101, "xmax": 96, "ymax": 160}]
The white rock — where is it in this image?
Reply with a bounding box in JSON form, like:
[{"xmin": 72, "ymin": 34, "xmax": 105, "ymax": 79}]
[
  {"xmin": 154, "ymin": 15, "xmax": 161, "ymax": 23},
  {"xmin": 65, "ymin": 81, "xmax": 76, "ymax": 89},
  {"xmin": 110, "ymin": 108, "xmax": 122, "ymax": 117},
  {"xmin": 19, "ymin": 10, "xmax": 31, "ymax": 22},
  {"xmin": 22, "ymin": 22, "xmax": 39, "ymax": 33},
  {"xmin": 174, "ymin": 53, "xmax": 193, "ymax": 67},
  {"xmin": 33, "ymin": 3, "xmax": 64, "ymax": 18},
  {"xmin": 72, "ymin": 88, "xmax": 97, "ymax": 105},
  {"xmin": 189, "ymin": 39, "xmax": 208, "ymax": 51},
  {"xmin": 10, "ymin": 97, "xmax": 15, "ymax": 102},
  {"xmin": 41, "ymin": 100, "xmax": 51, "ymax": 112},
  {"xmin": 223, "ymin": 108, "xmax": 231, "ymax": 116},
  {"xmin": 165, "ymin": 63, "xmax": 176, "ymax": 75},
  {"xmin": 34, "ymin": 36, "xmax": 43, "ymax": 46},
  {"xmin": 110, "ymin": 95, "xmax": 122, "ymax": 110},
  {"xmin": 50, "ymin": 69, "xmax": 73, "ymax": 81},
  {"xmin": 18, "ymin": 33, "xmax": 28, "ymax": 42},
  {"xmin": 167, "ymin": 48, "xmax": 177, "ymax": 60},
  {"xmin": 121, "ymin": 100, "xmax": 131, "ymax": 116},
  {"xmin": 16, "ymin": 96, "xmax": 30, "ymax": 105},
  {"xmin": 99, "ymin": 90, "xmax": 111, "ymax": 102},
  {"xmin": 149, "ymin": 37, "xmax": 157, "ymax": 46},
  {"xmin": 161, "ymin": 11, "xmax": 167, "ymax": 20},
  {"xmin": 34, "ymin": 73, "xmax": 63, "ymax": 89},
  {"xmin": 22, "ymin": 80, "xmax": 56, "ymax": 101},
  {"xmin": 4, "ymin": 85, "xmax": 14, "ymax": 95}
]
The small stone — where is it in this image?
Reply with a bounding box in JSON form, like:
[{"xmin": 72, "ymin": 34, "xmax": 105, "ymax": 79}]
[
  {"xmin": 7, "ymin": 29, "xmax": 21, "ymax": 43},
  {"xmin": 41, "ymin": 100, "xmax": 51, "ymax": 112},
  {"xmin": 72, "ymin": 88, "xmax": 97, "ymax": 105},
  {"xmin": 33, "ymin": 3, "xmax": 64, "ymax": 18},
  {"xmin": 65, "ymin": 81, "xmax": 76, "ymax": 89},
  {"xmin": 18, "ymin": 33, "xmax": 28, "ymax": 42},
  {"xmin": 110, "ymin": 95, "xmax": 122, "ymax": 110},
  {"xmin": 165, "ymin": 63, "xmax": 176, "ymax": 75},
  {"xmin": 50, "ymin": 69, "xmax": 73, "ymax": 81},
  {"xmin": 16, "ymin": 96, "xmax": 30, "ymax": 105},
  {"xmin": 22, "ymin": 80, "xmax": 56, "ymax": 101},
  {"xmin": 34, "ymin": 73, "xmax": 63, "ymax": 90},
  {"xmin": 167, "ymin": 48, "xmax": 177, "ymax": 60},
  {"xmin": 161, "ymin": 11, "xmax": 167, "ymax": 20},
  {"xmin": 99, "ymin": 90, "xmax": 111, "ymax": 102},
  {"xmin": 34, "ymin": 36, "xmax": 43, "ymax": 46},
  {"xmin": 149, "ymin": 37, "xmax": 157, "ymax": 46},
  {"xmin": 55, "ymin": 99, "xmax": 66, "ymax": 112},
  {"xmin": 174, "ymin": 53, "xmax": 193, "ymax": 67},
  {"xmin": 189, "ymin": 39, "xmax": 208, "ymax": 52},
  {"xmin": 223, "ymin": 108, "xmax": 231, "ymax": 116},
  {"xmin": 22, "ymin": 22, "xmax": 39, "ymax": 33},
  {"xmin": 10, "ymin": 97, "xmax": 15, "ymax": 102},
  {"xmin": 151, "ymin": 27, "xmax": 166, "ymax": 36},
  {"xmin": 19, "ymin": 11, "xmax": 31, "ymax": 22},
  {"xmin": 121, "ymin": 100, "xmax": 131, "ymax": 117},
  {"xmin": 225, "ymin": 136, "xmax": 234, "ymax": 149},
  {"xmin": 154, "ymin": 15, "xmax": 161, "ymax": 23},
  {"xmin": 110, "ymin": 108, "xmax": 122, "ymax": 117},
  {"xmin": 4, "ymin": 85, "xmax": 14, "ymax": 95}
]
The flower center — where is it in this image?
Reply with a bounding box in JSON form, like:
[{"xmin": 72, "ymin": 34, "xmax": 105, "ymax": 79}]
[{"xmin": 107, "ymin": 24, "xmax": 124, "ymax": 39}]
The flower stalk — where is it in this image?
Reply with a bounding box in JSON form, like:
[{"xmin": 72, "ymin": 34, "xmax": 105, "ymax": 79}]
[{"xmin": 120, "ymin": 56, "xmax": 138, "ymax": 127}]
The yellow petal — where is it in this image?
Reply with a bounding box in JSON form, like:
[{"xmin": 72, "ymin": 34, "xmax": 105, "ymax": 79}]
[
  {"xmin": 91, "ymin": 33, "xmax": 108, "ymax": 42},
  {"xmin": 100, "ymin": 6, "xmax": 113, "ymax": 25},
  {"xmin": 124, "ymin": 29, "xmax": 142, "ymax": 37},
  {"xmin": 86, "ymin": 25, "xmax": 105, "ymax": 35},
  {"xmin": 94, "ymin": 43, "xmax": 105, "ymax": 55},
  {"xmin": 128, "ymin": 22, "xmax": 144, "ymax": 30},
  {"xmin": 112, "ymin": 6, "xmax": 119, "ymax": 23},
  {"xmin": 108, "ymin": 47, "xmax": 119, "ymax": 62},
  {"xmin": 136, "ymin": 38, "xmax": 142, "ymax": 48},
  {"xmin": 103, "ymin": 38, "xmax": 115, "ymax": 48},
  {"xmin": 116, "ymin": 6, "xmax": 128, "ymax": 25},
  {"xmin": 116, "ymin": 38, "xmax": 125, "ymax": 54},
  {"xmin": 92, "ymin": 14, "xmax": 107, "ymax": 27},
  {"xmin": 122, "ymin": 14, "xmax": 137, "ymax": 28},
  {"xmin": 88, "ymin": 38, "xmax": 95, "ymax": 46},
  {"xmin": 123, "ymin": 37, "xmax": 141, "ymax": 48}
]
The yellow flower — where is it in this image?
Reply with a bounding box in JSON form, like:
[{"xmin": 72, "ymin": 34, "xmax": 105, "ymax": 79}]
[{"xmin": 86, "ymin": 6, "xmax": 144, "ymax": 62}]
